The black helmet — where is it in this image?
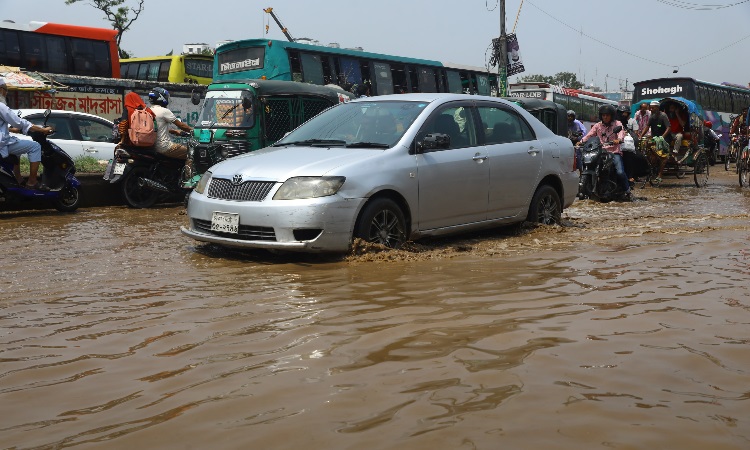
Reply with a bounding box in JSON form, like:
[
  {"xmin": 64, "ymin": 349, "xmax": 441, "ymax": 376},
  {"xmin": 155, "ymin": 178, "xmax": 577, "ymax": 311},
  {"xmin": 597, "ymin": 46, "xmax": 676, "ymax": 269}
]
[
  {"xmin": 567, "ymin": 109, "xmax": 576, "ymax": 119},
  {"xmin": 148, "ymin": 87, "xmax": 170, "ymax": 106},
  {"xmin": 617, "ymin": 104, "xmax": 630, "ymax": 115},
  {"xmin": 599, "ymin": 104, "xmax": 616, "ymax": 122}
]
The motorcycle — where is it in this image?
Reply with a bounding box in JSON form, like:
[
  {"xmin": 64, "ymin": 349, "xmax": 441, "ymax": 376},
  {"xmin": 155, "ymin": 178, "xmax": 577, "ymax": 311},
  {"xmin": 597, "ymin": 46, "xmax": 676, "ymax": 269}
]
[
  {"xmin": 577, "ymin": 125, "xmax": 636, "ymax": 202},
  {"xmin": 103, "ymin": 134, "xmax": 191, "ymax": 208},
  {"xmin": 0, "ymin": 109, "xmax": 81, "ymax": 212}
]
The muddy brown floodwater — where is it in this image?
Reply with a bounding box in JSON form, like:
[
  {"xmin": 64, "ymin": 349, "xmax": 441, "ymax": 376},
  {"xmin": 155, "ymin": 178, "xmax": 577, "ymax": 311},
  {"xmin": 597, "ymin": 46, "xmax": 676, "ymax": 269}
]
[{"xmin": 1, "ymin": 169, "xmax": 749, "ymax": 450}]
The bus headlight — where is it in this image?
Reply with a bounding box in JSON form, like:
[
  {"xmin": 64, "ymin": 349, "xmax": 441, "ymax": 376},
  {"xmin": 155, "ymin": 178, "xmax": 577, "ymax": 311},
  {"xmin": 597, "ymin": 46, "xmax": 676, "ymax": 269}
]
[
  {"xmin": 273, "ymin": 176, "xmax": 345, "ymax": 200},
  {"xmin": 194, "ymin": 171, "xmax": 212, "ymax": 194}
]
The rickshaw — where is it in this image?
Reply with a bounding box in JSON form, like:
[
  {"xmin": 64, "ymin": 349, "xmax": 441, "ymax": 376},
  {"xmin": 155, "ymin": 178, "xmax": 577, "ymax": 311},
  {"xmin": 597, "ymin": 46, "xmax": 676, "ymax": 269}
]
[{"xmin": 641, "ymin": 97, "xmax": 709, "ymax": 188}]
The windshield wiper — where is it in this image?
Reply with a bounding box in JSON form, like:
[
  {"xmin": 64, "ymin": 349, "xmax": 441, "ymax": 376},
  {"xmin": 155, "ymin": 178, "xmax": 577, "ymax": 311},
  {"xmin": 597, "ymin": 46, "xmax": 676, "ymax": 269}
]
[
  {"xmin": 346, "ymin": 141, "xmax": 390, "ymax": 148},
  {"xmin": 274, "ymin": 139, "xmax": 347, "ymax": 147}
]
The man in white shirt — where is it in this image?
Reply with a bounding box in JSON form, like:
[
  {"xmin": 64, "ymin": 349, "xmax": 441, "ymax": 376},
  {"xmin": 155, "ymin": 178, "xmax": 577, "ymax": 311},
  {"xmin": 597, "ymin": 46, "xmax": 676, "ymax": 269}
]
[{"xmin": 147, "ymin": 87, "xmax": 193, "ymax": 159}]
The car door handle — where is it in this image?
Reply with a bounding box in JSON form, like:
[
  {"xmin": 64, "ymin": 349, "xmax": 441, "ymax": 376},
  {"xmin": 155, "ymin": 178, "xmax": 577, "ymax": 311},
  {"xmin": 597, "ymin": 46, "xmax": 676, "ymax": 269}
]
[
  {"xmin": 84, "ymin": 147, "xmax": 98, "ymax": 153},
  {"xmin": 472, "ymin": 154, "xmax": 488, "ymax": 162},
  {"xmin": 528, "ymin": 147, "xmax": 541, "ymax": 155}
]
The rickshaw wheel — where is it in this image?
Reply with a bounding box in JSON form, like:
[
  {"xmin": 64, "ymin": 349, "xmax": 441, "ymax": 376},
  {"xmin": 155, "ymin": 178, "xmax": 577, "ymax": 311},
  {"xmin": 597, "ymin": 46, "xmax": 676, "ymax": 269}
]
[{"xmin": 693, "ymin": 152, "xmax": 709, "ymax": 188}]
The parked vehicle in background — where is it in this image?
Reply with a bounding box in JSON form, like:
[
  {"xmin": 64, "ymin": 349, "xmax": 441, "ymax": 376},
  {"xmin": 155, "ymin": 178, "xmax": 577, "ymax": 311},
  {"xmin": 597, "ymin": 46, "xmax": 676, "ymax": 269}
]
[
  {"xmin": 120, "ymin": 55, "xmax": 214, "ymax": 85},
  {"xmin": 632, "ymin": 77, "xmax": 750, "ymax": 162},
  {"xmin": 182, "ymin": 79, "xmax": 354, "ymax": 189},
  {"xmin": 508, "ymin": 82, "xmax": 619, "ymax": 130},
  {"xmin": 181, "ymin": 93, "xmax": 578, "ymax": 253},
  {"xmin": 0, "ymin": 21, "xmax": 120, "ymax": 78},
  {"xmin": 13, "ymin": 109, "xmax": 115, "ymax": 161}
]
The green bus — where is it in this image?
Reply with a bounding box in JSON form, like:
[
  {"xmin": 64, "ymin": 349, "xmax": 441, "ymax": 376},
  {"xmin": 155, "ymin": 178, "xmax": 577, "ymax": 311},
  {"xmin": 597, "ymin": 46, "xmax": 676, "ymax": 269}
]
[{"xmin": 213, "ymin": 38, "xmax": 498, "ymax": 96}]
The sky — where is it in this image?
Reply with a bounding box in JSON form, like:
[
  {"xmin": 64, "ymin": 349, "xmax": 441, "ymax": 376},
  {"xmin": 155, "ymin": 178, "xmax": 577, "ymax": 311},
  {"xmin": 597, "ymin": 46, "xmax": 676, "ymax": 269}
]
[{"xmin": 5, "ymin": 0, "xmax": 750, "ymax": 92}]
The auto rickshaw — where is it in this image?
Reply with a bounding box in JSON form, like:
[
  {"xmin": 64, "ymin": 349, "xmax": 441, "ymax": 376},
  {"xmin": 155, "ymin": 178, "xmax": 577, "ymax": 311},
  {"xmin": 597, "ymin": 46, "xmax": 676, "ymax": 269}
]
[{"xmin": 641, "ymin": 97, "xmax": 709, "ymax": 188}]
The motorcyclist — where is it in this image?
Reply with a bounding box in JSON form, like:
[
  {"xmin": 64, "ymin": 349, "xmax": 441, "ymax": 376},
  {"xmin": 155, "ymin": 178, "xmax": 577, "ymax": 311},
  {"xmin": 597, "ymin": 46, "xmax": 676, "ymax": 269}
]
[
  {"xmin": 578, "ymin": 104, "xmax": 633, "ymax": 201},
  {"xmin": 567, "ymin": 110, "xmax": 586, "ymax": 172},
  {"xmin": 148, "ymin": 87, "xmax": 193, "ymax": 160}
]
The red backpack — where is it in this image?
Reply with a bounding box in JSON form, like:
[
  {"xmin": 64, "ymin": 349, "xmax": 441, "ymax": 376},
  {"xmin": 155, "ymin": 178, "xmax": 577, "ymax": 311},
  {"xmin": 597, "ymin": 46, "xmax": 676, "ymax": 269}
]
[{"xmin": 128, "ymin": 107, "xmax": 156, "ymax": 147}]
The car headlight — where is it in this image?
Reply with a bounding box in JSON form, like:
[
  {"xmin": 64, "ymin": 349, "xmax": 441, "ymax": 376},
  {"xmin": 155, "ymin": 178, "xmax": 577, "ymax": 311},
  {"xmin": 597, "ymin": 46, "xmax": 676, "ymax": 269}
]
[
  {"xmin": 273, "ymin": 176, "xmax": 345, "ymax": 200},
  {"xmin": 194, "ymin": 170, "xmax": 212, "ymax": 194}
]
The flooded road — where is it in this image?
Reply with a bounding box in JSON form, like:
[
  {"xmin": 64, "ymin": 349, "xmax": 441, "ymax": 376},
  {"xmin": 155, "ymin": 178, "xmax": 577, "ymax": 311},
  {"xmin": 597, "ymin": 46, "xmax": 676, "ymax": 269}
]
[{"xmin": 1, "ymin": 169, "xmax": 749, "ymax": 449}]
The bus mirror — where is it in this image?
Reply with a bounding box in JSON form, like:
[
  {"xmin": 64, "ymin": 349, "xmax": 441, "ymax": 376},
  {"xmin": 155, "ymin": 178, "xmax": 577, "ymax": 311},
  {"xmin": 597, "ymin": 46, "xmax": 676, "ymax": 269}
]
[
  {"xmin": 242, "ymin": 97, "xmax": 252, "ymax": 110},
  {"xmin": 190, "ymin": 90, "xmax": 201, "ymax": 105}
]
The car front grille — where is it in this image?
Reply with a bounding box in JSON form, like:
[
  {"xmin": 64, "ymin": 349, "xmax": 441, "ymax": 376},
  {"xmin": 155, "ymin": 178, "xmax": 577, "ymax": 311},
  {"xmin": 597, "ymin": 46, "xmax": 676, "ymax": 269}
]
[
  {"xmin": 207, "ymin": 179, "xmax": 275, "ymax": 201},
  {"xmin": 193, "ymin": 219, "xmax": 276, "ymax": 241}
]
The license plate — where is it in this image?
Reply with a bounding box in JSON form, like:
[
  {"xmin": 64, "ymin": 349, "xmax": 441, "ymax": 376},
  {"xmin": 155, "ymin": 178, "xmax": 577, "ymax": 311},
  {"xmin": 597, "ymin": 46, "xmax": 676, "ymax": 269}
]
[
  {"xmin": 113, "ymin": 163, "xmax": 126, "ymax": 175},
  {"xmin": 211, "ymin": 211, "xmax": 239, "ymax": 234}
]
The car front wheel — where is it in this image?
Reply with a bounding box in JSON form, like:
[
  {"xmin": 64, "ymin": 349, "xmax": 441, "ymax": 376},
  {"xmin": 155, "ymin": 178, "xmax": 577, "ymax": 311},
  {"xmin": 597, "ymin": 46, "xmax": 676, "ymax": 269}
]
[
  {"xmin": 354, "ymin": 198, "xmax": 407, "ymax": 249},
  {"xmin": 527, "ymin": 185, "xmax": 561, "ymax": 225}
]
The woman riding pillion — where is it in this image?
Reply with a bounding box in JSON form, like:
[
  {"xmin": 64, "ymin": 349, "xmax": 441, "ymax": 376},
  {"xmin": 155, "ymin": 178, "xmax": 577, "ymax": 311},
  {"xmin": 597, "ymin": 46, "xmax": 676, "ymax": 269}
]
[{"xmin": 578, "ymin": 104, "xmax": 634, "ymax": 202}]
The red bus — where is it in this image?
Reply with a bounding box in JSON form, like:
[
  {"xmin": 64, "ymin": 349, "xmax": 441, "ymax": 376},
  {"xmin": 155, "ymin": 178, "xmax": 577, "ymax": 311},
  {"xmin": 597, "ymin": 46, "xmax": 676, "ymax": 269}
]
[{"xmin": 0, "ymin": 21, "xmax": 120, "ymax": 78}]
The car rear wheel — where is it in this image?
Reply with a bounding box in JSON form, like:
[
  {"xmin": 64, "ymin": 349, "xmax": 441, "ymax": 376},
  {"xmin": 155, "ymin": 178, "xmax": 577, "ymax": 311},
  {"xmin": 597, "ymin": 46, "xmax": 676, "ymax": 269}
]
[
  {"xmin": 354, "ymin": 198, "xmax": 407, "ymax": 249},
  {"xmin": 527, "ymin": 185, "xmax": 561, "ymax": 225}
]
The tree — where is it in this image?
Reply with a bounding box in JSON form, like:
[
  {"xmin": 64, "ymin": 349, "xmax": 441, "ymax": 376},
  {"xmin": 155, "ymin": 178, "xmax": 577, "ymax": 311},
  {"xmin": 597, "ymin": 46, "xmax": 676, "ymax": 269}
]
[
  {"xmin": 65, "ymin": 0, "xmax": 145, "ymax": 59},
  {"xmin": 518, "ymin": 72, "xmax": 584, "ymax": 89}
]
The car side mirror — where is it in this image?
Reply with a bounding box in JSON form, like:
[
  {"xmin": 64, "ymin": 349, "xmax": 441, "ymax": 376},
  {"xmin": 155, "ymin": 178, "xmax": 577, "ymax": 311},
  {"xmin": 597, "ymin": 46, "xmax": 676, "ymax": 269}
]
[
  {"xmin": 191, "ymin": 90, "xmax": 201, "ymax": 106},
  {"xmin": 418, "ymin": 133, "xmax": 450, "ymax": 152}
]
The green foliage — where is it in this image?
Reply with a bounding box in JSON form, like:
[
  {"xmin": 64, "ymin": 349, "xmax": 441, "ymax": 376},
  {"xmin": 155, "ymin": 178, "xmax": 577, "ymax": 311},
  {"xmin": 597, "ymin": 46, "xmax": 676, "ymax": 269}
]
[
  {"xmin": 65, "ymin": 0, "xmax": 145, "ymax": 58},
  {"xmin": 518, "ymin": 72, "xmax": 584, "ymax": 89},
  {"xmin": 19, "ymin": 155, "xmax": 108, "ymax": 174}
]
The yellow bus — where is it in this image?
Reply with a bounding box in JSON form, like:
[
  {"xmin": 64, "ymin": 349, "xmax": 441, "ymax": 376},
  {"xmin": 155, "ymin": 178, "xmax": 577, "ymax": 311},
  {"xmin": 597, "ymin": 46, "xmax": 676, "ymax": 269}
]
[{"xmin": 120, "ymin": 55, "xmax": 213, "ymax": 84}]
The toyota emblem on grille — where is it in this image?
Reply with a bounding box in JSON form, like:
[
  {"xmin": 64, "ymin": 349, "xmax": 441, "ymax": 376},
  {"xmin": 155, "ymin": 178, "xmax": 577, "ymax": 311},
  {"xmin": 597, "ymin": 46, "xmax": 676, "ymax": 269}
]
[{"xmin": 232, "ymin": 174, "xmax": 243, "ymax": 185}]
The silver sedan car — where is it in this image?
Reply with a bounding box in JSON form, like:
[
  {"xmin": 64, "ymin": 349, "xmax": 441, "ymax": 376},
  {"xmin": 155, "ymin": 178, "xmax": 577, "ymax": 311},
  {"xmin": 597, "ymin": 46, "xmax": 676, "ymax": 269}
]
[{"xmin": 181, "ymin": 93, "xmax": 578, "ymax": 253}]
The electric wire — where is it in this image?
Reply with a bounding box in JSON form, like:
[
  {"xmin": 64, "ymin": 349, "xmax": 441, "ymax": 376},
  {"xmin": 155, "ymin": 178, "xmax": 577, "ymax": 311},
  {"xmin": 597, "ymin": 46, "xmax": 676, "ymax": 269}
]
[
  {"xmin": 526, "ymin": 0, "xmax": 750, "ymax": 69},
  {"xmin": 654, "ymin": 0, "xmax": 750, "ymax": 10}
]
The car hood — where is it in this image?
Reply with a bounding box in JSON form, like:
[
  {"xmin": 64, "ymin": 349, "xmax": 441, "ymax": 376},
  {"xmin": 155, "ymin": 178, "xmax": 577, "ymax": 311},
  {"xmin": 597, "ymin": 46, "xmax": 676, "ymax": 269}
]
[{"xmin": 209, "ymin": 146, "xmax": 385, "ymax": 181}]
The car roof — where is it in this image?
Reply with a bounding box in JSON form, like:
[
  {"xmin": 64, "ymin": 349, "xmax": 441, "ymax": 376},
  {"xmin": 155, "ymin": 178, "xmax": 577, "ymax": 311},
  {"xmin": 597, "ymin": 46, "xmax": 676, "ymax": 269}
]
[
  {"xmin": 15, "ymin": 109, "xmax": 114, "ymax": 124},
  {"xmin": 348, "ymin": 93, "xmax": 521, "ymax": 107}
]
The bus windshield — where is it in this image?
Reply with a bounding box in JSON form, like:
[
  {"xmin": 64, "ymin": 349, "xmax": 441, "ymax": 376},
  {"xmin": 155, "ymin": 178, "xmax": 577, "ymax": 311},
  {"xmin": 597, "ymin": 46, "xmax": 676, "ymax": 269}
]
[{"xmin": 197, "ymin": 90, "xmax": 255, "ymax": 128}]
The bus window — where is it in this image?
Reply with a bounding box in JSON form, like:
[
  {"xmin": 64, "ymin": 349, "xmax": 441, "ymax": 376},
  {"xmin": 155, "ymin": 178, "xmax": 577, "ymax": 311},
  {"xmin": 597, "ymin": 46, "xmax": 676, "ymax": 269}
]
[
  {"xmin": 137, "ymin": 63, "xmax": 149, "ymax": 80},
  {"xmin": 71, "ymin": 38, "xmax": 97, "ymax": 76},
  {"xmin": 288, "ymin": 50, "xmax": 302, "ymax": 82},
  {"xmin": 158, "ymin": 61, "xmax": 171, "ymax": 81},
  {"xmin": 446, "ymin": 70, "xmax": 462, "ymax": 93},
  {"xmin": 476, "ymin": 74, "xmax": 490, "ymax": 96},
  {"xmin": 389, "ymin": 63, "xmax": 407, "ymax": 94},
  {"xmin": 20, "ymin": 33, "xmax": 45, "ymax": 71},
  {"xmin": 321, "ymin": 56, "xmax": 335, "ymax": 85},
  {"xmin": 45, "ymin": 35, "xmax": 67, "ymax": 74},
  {"xmin": 372, "ymin": 62, "xmax": 394, "ymax": 95},
  {"xmin": 408, "ymin": 66, "xmax": 420, "ymax": 93},
  {"xmin": 184, "ymin": 58, "xmax": 212, "ymax": 80},
  {"xmin": 418, "ymin": 67, "xmax": 437, "ymax": 93},
  {"xmin": 300, "ymin": 53, "xmax": 324, "ymax": 85},
  {"xmin": 339, "ymin": 57, "xmax": 362, "ymax": 86},
  {"xmin": 0, "ymin": 30, "xmax": 21, "ymax": 66},
  {"xmin": 91, "ymin": 40, "xmax": 111, "ymax": 76},
  {"xmin": 582, "ymin": 99, "xmax": 595, "ymax": 123}
]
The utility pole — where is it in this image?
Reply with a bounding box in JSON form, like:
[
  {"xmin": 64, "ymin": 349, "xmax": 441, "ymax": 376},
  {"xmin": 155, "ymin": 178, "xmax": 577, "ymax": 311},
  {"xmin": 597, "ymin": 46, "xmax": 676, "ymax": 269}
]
[{"xmin": 499, "ymin": 0, "xmax": 507, "ymax": 96}]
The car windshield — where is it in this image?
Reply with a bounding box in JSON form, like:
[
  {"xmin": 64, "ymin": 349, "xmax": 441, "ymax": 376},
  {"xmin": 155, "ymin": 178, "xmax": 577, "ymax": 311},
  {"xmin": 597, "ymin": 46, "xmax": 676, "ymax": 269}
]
[
  {"xmin": 197, "ymin": 90, "xmax": 254, "ymax": 129},
  {"xmin": 275, "ymin": 100, "xmax": 428, "ymax": 148}
]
